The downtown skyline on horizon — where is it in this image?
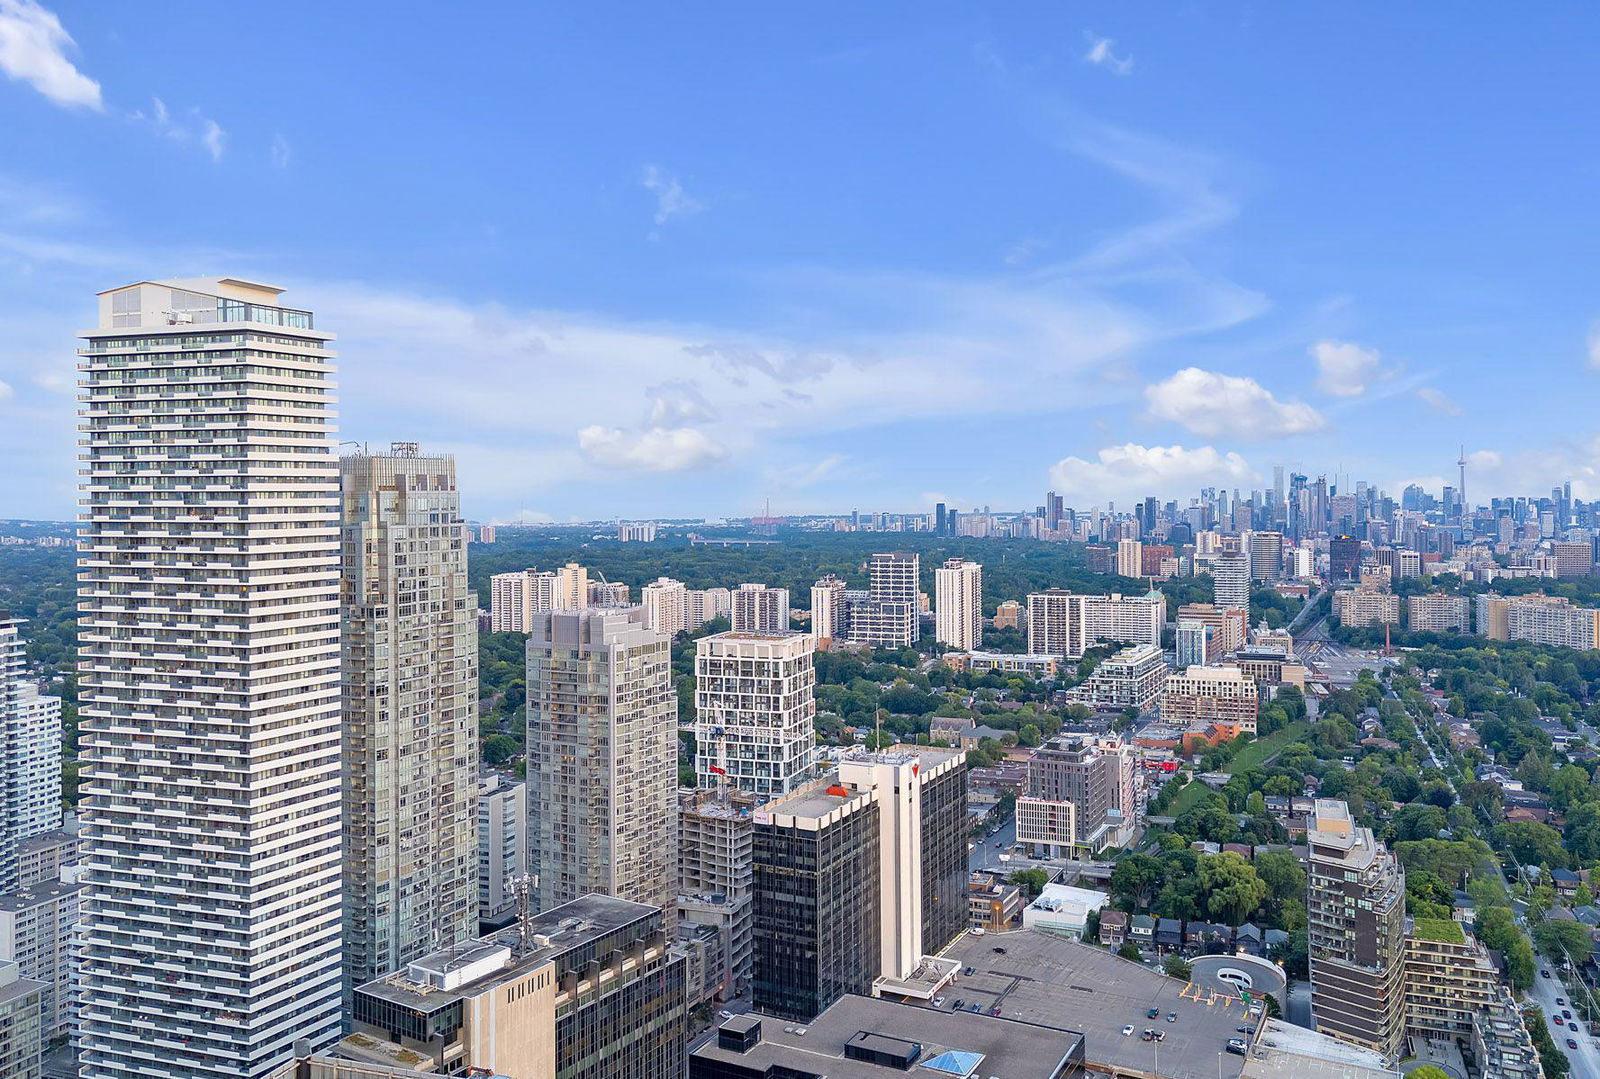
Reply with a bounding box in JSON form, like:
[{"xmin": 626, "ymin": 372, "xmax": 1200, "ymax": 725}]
[{"xmin": 3, "ymin": 4, "xmax": 1600, "ymax": 523}]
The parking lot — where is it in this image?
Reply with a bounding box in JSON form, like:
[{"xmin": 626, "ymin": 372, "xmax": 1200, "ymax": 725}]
[{"xmin": 934, "ymin": 930, "xmax": 1254, "ymax": 1079}]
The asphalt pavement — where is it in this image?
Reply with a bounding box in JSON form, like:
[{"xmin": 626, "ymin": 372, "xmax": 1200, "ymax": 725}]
[
  {"xmin": 969, "ymin": 817, "xmax": 1018, "ymax": 873},
  {"xmin": 1530, "ymin": 965, "xmax": 1600, "ymax": 1079}
]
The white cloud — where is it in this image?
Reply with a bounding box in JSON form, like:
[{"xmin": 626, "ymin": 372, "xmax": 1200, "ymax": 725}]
[
  {"xmin": 1397, "ymin": 442, "xmax": 1600, "ymax": 501},
  {"xmin": 578, "ymin": 425, "xmax": 727, "ymax": 472},
  {"xmin": 0, "ymin": 377, "xmax": 13, "ymax": 401},
  {"xmin": 640, "ymin": 165, "xmax": 702, "ymax": 227},
  {"xmin": 765, "ymin": 453, "xmax": 846, "ymax": 492},
  {"xmin": 1083, "ymin": 32, "xmax": 1133, "ymax": 75},
  {"xmin": 1311, "ymin": 339, "xmax": 1382, "ymax": 397},
  {"xmin": 270, "ymin": 133, "xmax": 292, "ymax": 170},
  {"xmin": 132, "ymin": 97, "xmax": 227, "ymax": 161},
  {"xmin": 0, "ymin": 0, "xmax": 100, "ymax": 109},
  {"xmin": 1588, "ymin": 322, "xmax": 1600, "ymax": 370},
  {"xmin": 1144, "ymin": 367, "xmax": 1324, "ymax": 439},
  {"xmin": 1415, "ymin": 386, "xmax": 1462, "ymax": 416},
  {"xmin": 1048, "ymin": 443, "xmax": 1257, "ymax": 503}
]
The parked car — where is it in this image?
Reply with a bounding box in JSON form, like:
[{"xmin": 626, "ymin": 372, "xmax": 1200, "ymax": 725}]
[
  {"xmin": 1236, "ymin": 1026, "xmax": 1253, "ymax": 1034},
  {"xmin": 1147, "ymin": 1008, "xmax": 1160, "ymax": 1019},
  {"xmin": 1122, "ymin": 1026, "xmax": 1135, "ymax": 1037},
  {"xmin": 1167, "ymin": 1012, "xmax": 1178, "ymax": 1022},
  {"xmin": 1541, "ymin": 969, "xmax": 1552, "ymax": 979},
  {"xmin": 1226, "ymin": 1039, "xmax": 1248, "ymax": 1055}
]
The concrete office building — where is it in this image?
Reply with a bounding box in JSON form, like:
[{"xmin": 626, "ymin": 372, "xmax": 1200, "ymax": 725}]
[
  {"xmin": 934, "ymin": 559, "xmax": 983, "ymax": 651},
  {"xmin": 751, "ymin": 780, "xmax": 881, "ymax": 1021},
  {"xmin": 1160, "ymin": 666, "xmax": 1260, "ymax": 733},
  {"xmin": 1308, "ymin": 800, "xmax": 1407, "ymax": 1062},
  {"xmin": 340, "ymin": 446, "xmax": 479, "ymax": 996},
  {"xmin": 1211, "ymin": 552, "xmax": 1251, "ymax": 611},
  {"xmin": 477, "ymin": 772, "xmax": 526, "ymax": 930},
  {"xmin": 694, "ymin": 631, "xmax": 817, "ymax": 797},
  {"xmin": 77, "ymin": 278, "xmax": 344, "ymax": 1076},
  {"xmin": 1248, "ymin": 530, "xmax": 1284, "ymax": 581},
  {"xmin": 731, "ymin": 583, "xmax": 791, "ymax": 634},
  {"xmin": 346, "ymin": 896, "xmax": 685, "ymax": 1079},
  {"xmin": 1, "ymin": 617, "xmax": 61, "ymax": 893},
  {"xmin": 1551, "ymin": 540, "xmax": 1595, "ymax": 578},
  {"xmin": 0, "ymin": 960, "xmax": 44, "ymax": 1079},
  {"xmin": 810, "ymin": 574, "xmax": 849, "ymax": 645},
  {"xmin": 1025, "ymin": 590, "xmax": 1166, "ymax": 659},
  {"xmin": 751, "ymin": 748, "xmax": 967, "ymax": 1021},
  {"xmin": 1407, "ymin": 592, "xmax": 1471, "ymax": 633},
  {"xmin": 1065, "ymin": 644, "xmax": 1167, "ymax": 712},
  {"xmin": 526, "ymin": 607, "xmax": 676, "ymax": 911},
  {"xmin": 641, "ymin": 575, "xmax": 690, "ymax": 636},
  {"xmin": 678, "ymin": 787, "xmax": 759, "ymax": 996},
  {"xmin": 0, "ymin": 876, "xmax": 83, "ymax": 1039}
]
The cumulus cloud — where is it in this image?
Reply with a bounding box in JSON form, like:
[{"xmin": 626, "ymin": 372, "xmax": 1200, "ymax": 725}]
[
  {"xmin": 1415, "ymin": 386, "xmax": 1462, "ymax": 416},
  {"xmin": 1083, "ymin": 32, "xmax": 1133, "ymax": 75},
  {"xmin": 1048, "ymin": 443, "xmax": 1257, "ymax": 503},
  {"xmin": 0, "ymin": 0, "xmax": 101, "ymax": 109},
  {"xmin": 640, "ymin": 165, "xmax": 702, "ymax": 227},
  {"xmin": 1144, "ymin": 367, "xmax": 1324, "ymax": 439},
  {"xmin": 1311, "ymin": 339, "xmax": 1382, "ymax": 397},
  {"xmin": 578, "ymin": 425, "xmax": 728, "ymax": 472}
]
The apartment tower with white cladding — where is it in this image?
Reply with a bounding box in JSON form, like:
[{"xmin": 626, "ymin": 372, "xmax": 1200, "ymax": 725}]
[
  {"xmin": 933, "ymin": 558, "xmax": 982, "ymax": 651},
  {"xmin": 76, "ymin": 279, "xmax": 344, "ymax": 1078}
]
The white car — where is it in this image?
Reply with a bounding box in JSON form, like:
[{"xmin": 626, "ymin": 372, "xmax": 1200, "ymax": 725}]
[{"xmin": 1122, "ymin": 1025, "xmax": 1135, "ymax": 1037}]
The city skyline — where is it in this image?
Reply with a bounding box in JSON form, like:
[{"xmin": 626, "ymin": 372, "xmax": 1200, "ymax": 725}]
[{"xmin": 4, "ymin": 4, "xmax": 1600, "ymax": 523}]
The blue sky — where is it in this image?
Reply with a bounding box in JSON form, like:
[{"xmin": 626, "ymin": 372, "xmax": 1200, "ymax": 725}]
[{"xmin": 3, "ymin": 2, "xmax": 1599, "ymax": 522}]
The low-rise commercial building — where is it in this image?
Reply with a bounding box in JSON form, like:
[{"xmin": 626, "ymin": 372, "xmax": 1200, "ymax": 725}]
[{"xmin": 943, "ymin": 651, "xmax": 1060, "ymax": 678}]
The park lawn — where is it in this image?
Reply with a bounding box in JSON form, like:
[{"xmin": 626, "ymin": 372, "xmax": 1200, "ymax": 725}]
[{"xmin": 1164, "ymin": 720, "xmax": 1314, "ymax": 817}]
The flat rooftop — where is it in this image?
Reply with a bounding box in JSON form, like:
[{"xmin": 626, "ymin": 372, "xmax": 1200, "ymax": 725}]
[
  {"xmin": 357, "ymin": 893, "xmax": 659, "ymax": 1012},
  {"xmin": 691, "ymin": 994, "xmax": 1082, "ymax": 1078},
  {"xmin": 936, "ymin": 930, "xmax": 1250, "ymax": 1079},
  {"xmin": 1239, "ymin": 1019, "xmax": 1396, "ymax": 1079},
  {"xmin": 0, "ymin": 878, "xmax": 84, "ymax": 912}
]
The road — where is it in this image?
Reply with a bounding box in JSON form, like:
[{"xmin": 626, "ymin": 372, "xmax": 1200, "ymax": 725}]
[
  {"xmin": 969, "ymin": 817, "xmax": 1017, "ymax": 873},
  {"xmin": 1530, "ymin": 966, "xmax": 1600, "ymax": 1079}
]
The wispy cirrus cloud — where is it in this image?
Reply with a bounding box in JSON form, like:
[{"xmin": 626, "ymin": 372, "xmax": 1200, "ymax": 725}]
[
  {"xmin": 1416, "ymin": 386, "xmax": 1462, "ymax": 416},
  {"xmin": 0, "ymin": 0, "xmax": 101, "ymax": 110},
  {"xmin": 131, "ymin": 97, "xmax": 227, "ymax": 162},
  {"xmin": 1083, "ymin": 32, "xmax": 1133, "ymax": 76},
  {"xmin": 640, "ymin": 164, "xmax": 703, "ymax": 229}
]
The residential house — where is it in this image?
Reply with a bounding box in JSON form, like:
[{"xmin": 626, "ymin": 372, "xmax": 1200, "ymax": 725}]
[
  {"xmin": 1130, "ymin": 915, "xmax": 1156, "ymax": 949},
  {"xmin": 1099, "ymin": 909, "xmax": 1129, "ymax": 948},
  {"xmin": 1155, "ymin": 918, "xmax": 1184, "ymax": 953}
]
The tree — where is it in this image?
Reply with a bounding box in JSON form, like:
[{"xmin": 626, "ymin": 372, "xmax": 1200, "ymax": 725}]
[
  {"xmin": 1008, "ymin": 868, "xmax": 1049, "ymax": 899},
  {"xmin": 1533, "ymin": 919, "xmax": 1593, "ymax": 965},
  {"xmin": 1496, "ymin": 821, "xmax": 1569, "ymax": 870},
  {"xmin": 1197, "ymin": 852, "xmax": 1268, "ymax": 925},
  {"xmin": 1564, "ymin": 802, "xmax": 1600, "ymax": 863},
  {"xmin": 1390, "ymin": 803, "xmax": 1448, "ymax": 843},
  {"xmin": 1017, "ymin": 722, "xmax": 1042, "ymax": 748},
  {"xmin": 1110, "ymin": 854, "xmax": 1167, "ymax": 909},
  {"xmin": 1118, "ymin": 940, "xmax": 1144, "ymax": 961},
  {"xmin": 482, "ymin": 733, "xmax": 520, "ymax": 765},
  {"xmin": 1254, "ymin": 850, "xmax": 1306, "ymax": 904},
  {"xmin": 1476, "ymin": 906, "xmax": 1535, "ymax": 991},
  {"xmin": 1164, "ymin": 955, "xmax": 1192, "ymax": 980}
]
